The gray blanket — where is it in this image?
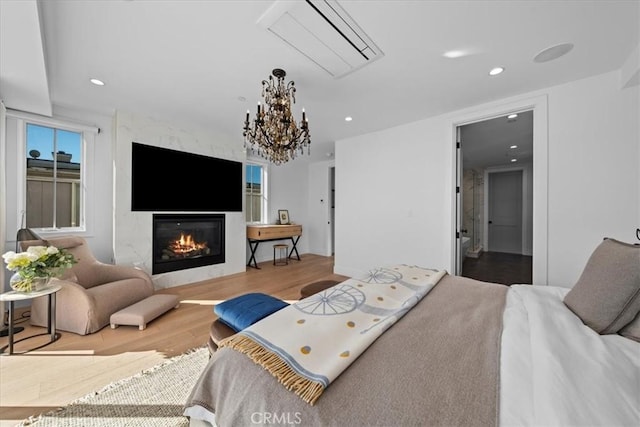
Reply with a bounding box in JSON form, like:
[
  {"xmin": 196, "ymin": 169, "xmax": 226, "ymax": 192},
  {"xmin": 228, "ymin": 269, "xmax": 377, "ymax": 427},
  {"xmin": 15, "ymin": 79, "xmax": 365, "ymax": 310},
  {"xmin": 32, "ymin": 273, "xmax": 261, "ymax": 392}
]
[{"xmin": 184, "ymin": 274, "xmax": 507, "ymax": 426}]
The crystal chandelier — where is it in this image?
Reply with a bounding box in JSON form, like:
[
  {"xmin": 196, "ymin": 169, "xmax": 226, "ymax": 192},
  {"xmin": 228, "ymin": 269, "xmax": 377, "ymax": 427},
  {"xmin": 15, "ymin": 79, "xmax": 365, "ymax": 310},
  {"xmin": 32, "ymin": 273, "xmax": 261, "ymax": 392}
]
[{"xmin": 243, "ymin": 68, "xmax": 310, "ymax": 165}]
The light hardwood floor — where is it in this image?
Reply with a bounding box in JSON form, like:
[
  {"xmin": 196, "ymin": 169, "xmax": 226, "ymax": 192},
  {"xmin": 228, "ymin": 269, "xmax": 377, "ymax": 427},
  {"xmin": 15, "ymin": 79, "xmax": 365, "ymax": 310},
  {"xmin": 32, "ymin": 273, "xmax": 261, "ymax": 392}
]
[{"xmin": 0, "ymin": 254, "xmax": 348, "ymax": 426}]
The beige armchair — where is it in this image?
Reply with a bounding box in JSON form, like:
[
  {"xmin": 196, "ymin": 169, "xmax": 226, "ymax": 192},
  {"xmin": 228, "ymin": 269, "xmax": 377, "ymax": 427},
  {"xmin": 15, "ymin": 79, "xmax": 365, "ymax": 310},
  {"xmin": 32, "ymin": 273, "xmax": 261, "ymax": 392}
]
[{"xmin": 21, "ymin": 236, "xmax": 154, "ymax": 335}]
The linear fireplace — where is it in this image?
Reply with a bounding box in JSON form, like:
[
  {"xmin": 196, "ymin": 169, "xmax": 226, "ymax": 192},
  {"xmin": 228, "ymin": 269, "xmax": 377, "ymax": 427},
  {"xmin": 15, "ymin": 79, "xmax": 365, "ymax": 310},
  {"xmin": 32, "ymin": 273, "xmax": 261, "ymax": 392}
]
[{"xmin": 152, "ymin": 214, "xmax": 225, "ymax": 274}]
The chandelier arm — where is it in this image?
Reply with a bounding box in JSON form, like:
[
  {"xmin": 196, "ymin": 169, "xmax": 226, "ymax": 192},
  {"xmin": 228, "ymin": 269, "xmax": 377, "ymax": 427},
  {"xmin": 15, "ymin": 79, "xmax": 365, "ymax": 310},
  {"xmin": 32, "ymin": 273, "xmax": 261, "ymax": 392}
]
[{"xmin": 255, "ymin": 125, "xmax": 281, "ymax": 149}]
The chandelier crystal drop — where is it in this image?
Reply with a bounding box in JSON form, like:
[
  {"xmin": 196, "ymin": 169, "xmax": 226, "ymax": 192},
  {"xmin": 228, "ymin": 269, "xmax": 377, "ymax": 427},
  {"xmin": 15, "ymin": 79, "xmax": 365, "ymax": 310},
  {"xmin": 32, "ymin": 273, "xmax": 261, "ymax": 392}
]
[{"xmin": 243, "ymin": 68, "xmax": 311, "ymax": 165}]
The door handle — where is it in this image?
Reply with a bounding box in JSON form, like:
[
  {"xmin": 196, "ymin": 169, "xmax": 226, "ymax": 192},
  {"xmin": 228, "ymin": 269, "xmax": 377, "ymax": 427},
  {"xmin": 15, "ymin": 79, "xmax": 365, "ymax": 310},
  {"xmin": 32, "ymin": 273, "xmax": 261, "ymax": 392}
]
[{"xmin": 488, "ymin": 221, "xmax": 493, "ymax": 224}]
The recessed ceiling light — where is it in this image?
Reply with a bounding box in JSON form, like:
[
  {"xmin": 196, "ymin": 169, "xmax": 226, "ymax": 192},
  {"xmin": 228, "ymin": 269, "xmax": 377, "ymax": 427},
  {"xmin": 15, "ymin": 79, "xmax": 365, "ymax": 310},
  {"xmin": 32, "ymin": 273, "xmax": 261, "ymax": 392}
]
[
  {"xmin": 507, "ymin": 113, "xmax": 518, "ymax": 119},
  {"xmin": 443, "ymin": 50, "xmax": 466, "ymax": 59},
  {"xmin": 510, "ymin": 145, "xmax": 518, "ymax": 149},
  {"xmin": 489, "ymin": 67, "xmax": 504, "ymax": 76},
  {"xmin": 345, "ymin": 116, "xmax": 353, "ymax": 122},
  {"xmin": 237, "ymin": 96, "xmax": 247, "ymax": 102},
  {"xmin": 534, "ymin": 43, "xmax": 574, "ymax": 63},
  {"xmin": 90, "ymin": 78, "xmax": 105, "ymax": 86},
  {"xmin": 511, "ymin": 158, "xmax": 517, "ymax": 162}
]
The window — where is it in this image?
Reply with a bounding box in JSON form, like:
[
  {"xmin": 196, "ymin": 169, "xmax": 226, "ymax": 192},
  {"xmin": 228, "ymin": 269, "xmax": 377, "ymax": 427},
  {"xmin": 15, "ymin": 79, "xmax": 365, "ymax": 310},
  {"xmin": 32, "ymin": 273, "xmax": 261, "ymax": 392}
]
[
  {"xmin": 246, "ymin": 162, "xmax": 267, "ymax": 223},
  {"xmin": 25, "ymin": 122, "xmax": 83, "ymax": 229}
]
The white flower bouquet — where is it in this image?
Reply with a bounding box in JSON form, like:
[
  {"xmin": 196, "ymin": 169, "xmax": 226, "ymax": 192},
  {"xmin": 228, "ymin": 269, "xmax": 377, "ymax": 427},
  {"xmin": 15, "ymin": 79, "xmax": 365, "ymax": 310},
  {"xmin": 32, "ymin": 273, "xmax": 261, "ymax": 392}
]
[{"xmin": 2, "ymin": 245, "xmax": 76, "ymax": 292}]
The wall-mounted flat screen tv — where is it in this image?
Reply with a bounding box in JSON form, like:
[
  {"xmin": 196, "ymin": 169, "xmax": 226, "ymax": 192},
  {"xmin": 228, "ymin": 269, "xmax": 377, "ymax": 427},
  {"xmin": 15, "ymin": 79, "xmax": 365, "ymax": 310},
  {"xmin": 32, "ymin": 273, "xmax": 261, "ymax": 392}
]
[{"xmin": 131, "ymin": 142, "xmax": 242, "ymax": 212}]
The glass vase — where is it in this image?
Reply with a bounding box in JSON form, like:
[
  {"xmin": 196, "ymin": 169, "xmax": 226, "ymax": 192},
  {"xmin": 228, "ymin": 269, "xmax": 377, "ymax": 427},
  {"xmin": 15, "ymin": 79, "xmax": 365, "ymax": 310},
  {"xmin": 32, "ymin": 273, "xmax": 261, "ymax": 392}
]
[{"xmin": 9, "ymin": 273, "xmax": 51, "ymax": 293}]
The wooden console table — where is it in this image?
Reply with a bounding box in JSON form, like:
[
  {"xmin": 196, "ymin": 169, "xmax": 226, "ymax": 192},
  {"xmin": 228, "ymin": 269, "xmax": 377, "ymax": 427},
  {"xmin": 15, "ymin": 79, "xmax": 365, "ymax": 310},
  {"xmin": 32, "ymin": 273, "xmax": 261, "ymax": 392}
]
[{"xmin": 247, "ymin": 224, "xmax": 302, "ymax": 269}]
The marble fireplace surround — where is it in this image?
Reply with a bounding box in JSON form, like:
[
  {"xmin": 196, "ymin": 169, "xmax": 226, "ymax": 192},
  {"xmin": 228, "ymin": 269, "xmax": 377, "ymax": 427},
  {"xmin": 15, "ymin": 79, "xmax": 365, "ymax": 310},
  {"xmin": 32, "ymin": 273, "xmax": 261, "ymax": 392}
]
[{"xmin": 113, "ymin": 111, "xmax": 246, "ymax": 289}]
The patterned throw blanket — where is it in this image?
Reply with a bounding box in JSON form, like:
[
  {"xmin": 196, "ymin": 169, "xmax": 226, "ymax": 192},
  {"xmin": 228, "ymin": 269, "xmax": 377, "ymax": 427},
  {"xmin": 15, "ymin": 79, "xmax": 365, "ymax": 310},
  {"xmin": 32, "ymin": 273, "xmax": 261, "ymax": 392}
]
[{"xmin": 219, "ymin": 264, "xmax": 446, "ymax": 405}]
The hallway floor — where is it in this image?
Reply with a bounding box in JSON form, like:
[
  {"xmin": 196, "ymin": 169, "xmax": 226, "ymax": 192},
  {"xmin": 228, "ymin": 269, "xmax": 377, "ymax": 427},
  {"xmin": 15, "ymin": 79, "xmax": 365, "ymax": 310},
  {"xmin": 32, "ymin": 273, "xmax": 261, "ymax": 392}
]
[{"xmin": 462, "ymin": 251, "xmax": 532, "ymax": 285}]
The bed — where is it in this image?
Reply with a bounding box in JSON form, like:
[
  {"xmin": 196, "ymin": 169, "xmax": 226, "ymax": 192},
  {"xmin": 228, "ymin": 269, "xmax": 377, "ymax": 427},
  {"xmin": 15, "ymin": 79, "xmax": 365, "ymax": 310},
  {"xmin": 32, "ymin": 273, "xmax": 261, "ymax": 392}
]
[{"xmin": 184, "ymin": 238, "xmax": 640, "ymax": 426}]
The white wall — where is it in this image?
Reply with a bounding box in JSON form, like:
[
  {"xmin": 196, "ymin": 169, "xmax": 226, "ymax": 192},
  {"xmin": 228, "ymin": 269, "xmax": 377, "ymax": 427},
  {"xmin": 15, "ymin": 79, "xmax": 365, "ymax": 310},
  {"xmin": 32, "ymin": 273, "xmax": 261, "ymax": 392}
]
[
  {"xmin": 335, "ymin": 70, "xmax": 639, "ymax": 287},
  {"xmin": 113, "ymin": 111, "xmax": 246, "ymax": 288},
  {"xmin": 546, "ymin": 71, "xmax": 639, "ymax": 286},
  {"xmin": 335, "ymin": 119, "xmax": 452, "ymax": 278}
]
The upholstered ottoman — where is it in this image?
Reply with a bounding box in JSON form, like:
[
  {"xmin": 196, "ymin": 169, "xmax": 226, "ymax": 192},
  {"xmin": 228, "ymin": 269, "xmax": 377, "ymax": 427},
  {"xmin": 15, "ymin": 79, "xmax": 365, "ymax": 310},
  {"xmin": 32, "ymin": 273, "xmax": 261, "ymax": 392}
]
[
  {"xmin": 208, "ymin": 319, "xmax": 237, "ymax": 354},
  {"xmin": 299, "ymin": 280, "xmax": 341, "ymax": 299},
  {"xmin": 208, "ymin": 292, "xmax": 288, "ymax": 354},
  {"xmin": 110, "ymin": 294, "xmax": 179, "ymax": 330}
]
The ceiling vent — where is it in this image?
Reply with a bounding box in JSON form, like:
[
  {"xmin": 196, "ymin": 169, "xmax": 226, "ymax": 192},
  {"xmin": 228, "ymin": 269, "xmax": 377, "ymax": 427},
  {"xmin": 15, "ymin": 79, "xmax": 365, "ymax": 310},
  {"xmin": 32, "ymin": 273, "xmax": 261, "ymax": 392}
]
[{"xmin": 257, "ymin": 0, "xmax": 384, "ymax": 78}]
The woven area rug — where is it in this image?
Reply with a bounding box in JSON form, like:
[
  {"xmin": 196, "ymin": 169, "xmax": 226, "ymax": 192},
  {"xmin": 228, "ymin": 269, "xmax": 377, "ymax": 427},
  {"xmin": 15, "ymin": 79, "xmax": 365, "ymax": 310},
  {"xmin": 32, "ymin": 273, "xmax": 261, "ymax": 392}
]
[{"xmin": 18, "ymin": 347, "xmax": 210, "ymax": 427}]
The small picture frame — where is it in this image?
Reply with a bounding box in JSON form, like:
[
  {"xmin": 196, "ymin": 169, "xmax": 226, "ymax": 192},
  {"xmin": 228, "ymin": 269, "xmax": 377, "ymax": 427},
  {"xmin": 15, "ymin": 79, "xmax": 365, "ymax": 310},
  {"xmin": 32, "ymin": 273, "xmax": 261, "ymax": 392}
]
[{"xmin": 278, "ymin": 210, "xmax": 290, "ymax": 225}]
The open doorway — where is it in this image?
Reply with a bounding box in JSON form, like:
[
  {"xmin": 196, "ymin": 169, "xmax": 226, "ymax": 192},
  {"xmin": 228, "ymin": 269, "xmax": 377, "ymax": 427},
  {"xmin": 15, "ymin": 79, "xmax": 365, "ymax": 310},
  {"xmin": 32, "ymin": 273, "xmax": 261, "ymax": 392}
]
[{"xmin": 457, "ymin": 111, "xmax": 533, "ymax": 285}]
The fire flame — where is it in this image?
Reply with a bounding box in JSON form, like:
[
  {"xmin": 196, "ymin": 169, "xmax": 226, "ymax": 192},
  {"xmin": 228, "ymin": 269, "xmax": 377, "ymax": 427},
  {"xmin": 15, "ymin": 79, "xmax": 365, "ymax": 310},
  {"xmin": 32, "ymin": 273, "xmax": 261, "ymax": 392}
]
[{"xmin": 169, "ymin": 233, "xmax": 207, "ymax": 255}]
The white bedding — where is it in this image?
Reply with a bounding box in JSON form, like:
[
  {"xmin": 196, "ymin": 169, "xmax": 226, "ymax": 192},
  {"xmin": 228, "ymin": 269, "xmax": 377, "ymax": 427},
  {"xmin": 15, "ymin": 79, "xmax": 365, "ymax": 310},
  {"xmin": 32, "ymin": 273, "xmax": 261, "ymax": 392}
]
[{"xmin": 500, "ymin": 285, "xmax": 640, "ymax": 426}]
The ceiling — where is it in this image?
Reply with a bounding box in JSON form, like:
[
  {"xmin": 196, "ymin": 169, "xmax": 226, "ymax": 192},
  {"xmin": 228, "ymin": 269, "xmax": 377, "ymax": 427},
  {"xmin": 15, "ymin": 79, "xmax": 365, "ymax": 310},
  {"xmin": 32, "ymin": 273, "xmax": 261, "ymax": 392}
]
[
  {"xmin": 461, "ymin": 110, "xmax": 533, "ymax": 170},
  {"xmin": 1, "ymin": 0, "xmax": 638, "ymax": 165}
]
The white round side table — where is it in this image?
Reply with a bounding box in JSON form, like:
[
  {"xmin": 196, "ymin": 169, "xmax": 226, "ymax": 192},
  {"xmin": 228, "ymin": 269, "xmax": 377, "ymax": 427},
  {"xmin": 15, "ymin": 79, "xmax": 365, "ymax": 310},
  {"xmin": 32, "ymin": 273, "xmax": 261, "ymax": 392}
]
[{"xmin": 0, "ymin": 284, "xmax": 62, "ymax": 355}]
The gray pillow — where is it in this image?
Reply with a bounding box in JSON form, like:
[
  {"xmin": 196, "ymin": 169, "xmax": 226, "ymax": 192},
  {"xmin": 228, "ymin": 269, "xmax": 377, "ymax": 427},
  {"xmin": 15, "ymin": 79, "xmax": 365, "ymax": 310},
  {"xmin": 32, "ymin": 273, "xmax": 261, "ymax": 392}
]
[
  {"xmin": 563, "ymin": 238, "xmax": 640, "ymax": 334},
  {"xmin": 619, "ymin": 313, "xmax": 640, "ymax": 342}
]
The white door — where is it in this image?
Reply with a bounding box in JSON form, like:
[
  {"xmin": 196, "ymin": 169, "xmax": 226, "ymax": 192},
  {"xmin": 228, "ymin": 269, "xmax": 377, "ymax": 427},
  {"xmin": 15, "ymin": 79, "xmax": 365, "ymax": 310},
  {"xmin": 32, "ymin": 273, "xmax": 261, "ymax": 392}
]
[{"xmin": 488, "ymin": 170, "xmax": 522, "ymax": 253}]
